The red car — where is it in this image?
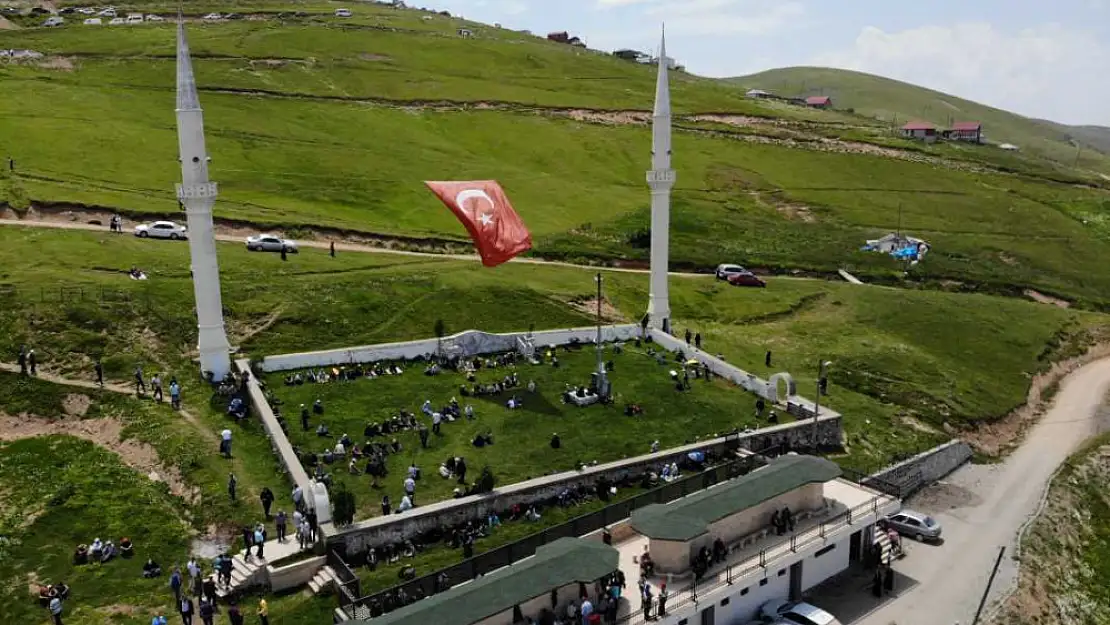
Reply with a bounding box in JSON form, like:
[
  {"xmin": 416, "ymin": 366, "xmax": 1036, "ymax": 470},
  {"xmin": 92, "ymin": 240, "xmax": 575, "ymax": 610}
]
[{"xmin": 727, "ymin": 271, "xmax": 766, "ymax": 288}]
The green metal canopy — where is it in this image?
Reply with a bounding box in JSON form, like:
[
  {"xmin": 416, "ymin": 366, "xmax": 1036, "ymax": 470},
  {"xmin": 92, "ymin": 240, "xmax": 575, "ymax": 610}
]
[
  {"xmin": 630, "ymin": 455, "xmax": 842, "ymax": 542},
  {"xmin": 358, "ymin": 538, "xmax": 619, "ymax": 625}
]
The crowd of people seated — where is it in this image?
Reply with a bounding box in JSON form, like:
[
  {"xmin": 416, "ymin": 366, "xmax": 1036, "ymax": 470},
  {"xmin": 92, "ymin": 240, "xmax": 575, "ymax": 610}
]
[
  {"xmin": 72, "ymin": 536, "xmax": 133, "ymax": 566},
  {"xmin": 283, "ymin": 362, "xmax": 406, "ymax": 386}
]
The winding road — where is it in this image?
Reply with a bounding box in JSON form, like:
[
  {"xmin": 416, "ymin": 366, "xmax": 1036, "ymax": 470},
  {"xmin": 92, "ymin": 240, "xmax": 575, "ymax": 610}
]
[{"xmin": 815, "ymin": 357, "xmax": 1110, "ymax": 625}]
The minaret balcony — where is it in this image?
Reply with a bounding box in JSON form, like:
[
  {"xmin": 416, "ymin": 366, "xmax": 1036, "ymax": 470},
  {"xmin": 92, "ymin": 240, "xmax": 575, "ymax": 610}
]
[
  {"xmin": 646, "ymin": 169, "xmax": 676, "ymax": 186},
  {"xmin": 176, "ymin": 182, "xmax": 219, "ymax": 200}
]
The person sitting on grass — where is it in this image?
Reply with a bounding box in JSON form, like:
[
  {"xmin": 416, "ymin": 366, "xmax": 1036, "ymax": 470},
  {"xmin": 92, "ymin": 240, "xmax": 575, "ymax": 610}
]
[
  {"xmin": 100, "ymin": 540, "xmax": 116, "ymax": 563},
  {"xmin": 73, "ymin": 544, "xmax": 88, "ymax": 565},
  {"xmin": 143, "ymin": 558, "xmax": 163, "ymax": 578},
  {"xmin": 316, "ymin": 423, "xmax": 330, "ymax": 437},
  {"xmin": 348, "ymin": 458, "xmax": 360, "ymax": 475},
  {"xmin": 525, "ymin": 506, "xmax": 542, "ymax": 522},
  {"xmin": 120, "ymin": 537, "xmax": 134, "ymax": 558},
  {"xmin": 313, "ymin": 399, "xmax": 324, "ymax": 414},
  {"xmin": 90, "ymin": 538, "xmax": 104, "ymax": 561}
]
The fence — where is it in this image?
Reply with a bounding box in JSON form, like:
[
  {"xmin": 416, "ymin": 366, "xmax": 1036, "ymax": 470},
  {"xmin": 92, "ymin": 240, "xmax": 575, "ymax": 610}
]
[
  {"xmin": 840, "ymin": 467, "xmax": 904, "ymax": 499},
  {"xmin": 329, "ymin": 548, "xmax": 361, "ymax": 614},
  {"xmin": 337, "ymin": 445, "xmax": 784, "ymax": 620}
]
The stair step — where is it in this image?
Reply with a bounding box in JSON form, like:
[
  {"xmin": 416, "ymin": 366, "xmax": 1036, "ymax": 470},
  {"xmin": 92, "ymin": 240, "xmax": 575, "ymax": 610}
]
[
  {"xmin": 333, "ymin": 607, "xmax": 350, "ymax": 623},
  {"xmin": 230, "ymin": 570, "xmax": 247, "ymax": 584},
  {"xmin": 308, "ymin": 579, "xmax": 321, "ymax": 594}
]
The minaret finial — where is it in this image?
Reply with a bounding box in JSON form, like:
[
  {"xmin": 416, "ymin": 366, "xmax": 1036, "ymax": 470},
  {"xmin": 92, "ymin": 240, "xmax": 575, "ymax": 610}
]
[
  {"xmin": 176, "ymin": 15, "xmax": 201, "ymax": 111},
  {"xmin": 653, "ymin": 24, "xmax": 670, "ymax": 117}
]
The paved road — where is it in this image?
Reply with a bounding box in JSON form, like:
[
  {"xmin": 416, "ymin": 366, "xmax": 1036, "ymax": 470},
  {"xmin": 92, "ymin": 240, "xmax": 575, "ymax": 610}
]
[
  {"xmin": 0, "ymin": 217, "xmax": 717, "ymax": 278},
  {"xmin": 817, "ymin": 358, "xmax": 1110, "ymax": 625}
]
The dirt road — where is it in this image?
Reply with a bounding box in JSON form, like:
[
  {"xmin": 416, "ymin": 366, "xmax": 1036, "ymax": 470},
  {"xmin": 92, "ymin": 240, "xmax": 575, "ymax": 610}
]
[
  {"xmin": 825, "ymin": 358, "xmax": 1110, "ymax": 625},
  {"xmin": 0, "ymin": 217, "xmax": 718, "ymax": 278}
]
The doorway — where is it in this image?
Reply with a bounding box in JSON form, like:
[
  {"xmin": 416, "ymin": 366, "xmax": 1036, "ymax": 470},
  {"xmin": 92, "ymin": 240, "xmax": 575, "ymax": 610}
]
[
  {"xmin": 700, "ymin": 604, "xmax": 715, "ymax": 625},
  {"xmin": 789, "ymin": 561, "xmax": 804, "ymax": 600},
  {"xmin": 849, "ymin": 529, "xmax": 862, "ymax": 563}
]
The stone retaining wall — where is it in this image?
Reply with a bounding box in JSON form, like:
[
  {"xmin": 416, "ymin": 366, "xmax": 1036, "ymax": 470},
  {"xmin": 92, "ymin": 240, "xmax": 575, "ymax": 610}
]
[
  {"xmin": 324, "ymin": 415, "xmax": 843, "ymax": 555},
  {"xmin": 865, "ymin": 439, "xmax": 973, "ymax": 497},
  {"xmin": 260, "ymin": 324, "xmax": 642, "ymax": 372}
]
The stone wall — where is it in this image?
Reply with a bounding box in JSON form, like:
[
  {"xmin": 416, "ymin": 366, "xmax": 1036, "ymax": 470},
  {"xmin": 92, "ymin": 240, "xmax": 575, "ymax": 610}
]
[
  {"xmin": 647, "ymin": 328, "xmax": 838, "ymax": 424},
  {"xmin": 260, "ymin": 324, "xmax": 642, "ymax": 372},
  {"xmin": 324, "ymin": 415, "xmax": 843, "ymax": 556},
  {"xmin": 864, "ymin": 439, "xmax": 973, "ymax": 497}
]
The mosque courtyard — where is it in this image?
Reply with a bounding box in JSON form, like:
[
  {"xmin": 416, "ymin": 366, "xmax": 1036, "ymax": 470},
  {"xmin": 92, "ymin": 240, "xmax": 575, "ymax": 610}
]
[{"xmin": 265, "ymin": 342, "xmax": 766, "ymax": 520}]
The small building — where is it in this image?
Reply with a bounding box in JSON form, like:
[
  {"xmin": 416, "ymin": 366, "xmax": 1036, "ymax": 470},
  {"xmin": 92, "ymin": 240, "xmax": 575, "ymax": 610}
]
[
  {"xmin": 902, "ymin": 121, "xmax": 938, "ymax": 142},
  {"xmin": 746, "ymin": 89, "xmax": 773, "ymax": 99},
  {"xmin": 568, "ymin": 37, "xmax": 585, "ymax": 47},
  {"xmin": 947, "ymin": 121, "xmax": 983, "ymax": 143},
  {"xmin": 805, "ymin": 95, "xmax": 833, "ymax": 109},
  {"xmin": 613, "ymin": 48, "xmax": 644, "ymax": 61},
  {"xmin": 456, "ymin": 28, "xmax": 472, "ymax": 37},
  {"xmin": 546, "ymin": 31, "xmax": 569, "ymax": 43},
  {"xmin": 366, "ymin": 538, "xmax": 619, "ymax": 625}
]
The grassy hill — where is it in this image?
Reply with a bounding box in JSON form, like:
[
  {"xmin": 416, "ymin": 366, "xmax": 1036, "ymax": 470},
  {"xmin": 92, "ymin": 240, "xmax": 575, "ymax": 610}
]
[
  {"xmin": 734, "ymin": 66, "xmax": 1110, "ymax": 175},
  {"xmin": 1, "ymin": 3, "xmax": 1110, "ymax": 311}
]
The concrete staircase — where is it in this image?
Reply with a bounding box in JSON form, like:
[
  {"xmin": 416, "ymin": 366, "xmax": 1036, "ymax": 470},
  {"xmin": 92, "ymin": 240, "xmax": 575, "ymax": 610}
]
[
  {"xmin": 307, "ymin": 565, "xmax": 338, "ymax": 596},
  {"xmin": 214, "ymin": 553, "xmax": 264, "ymax": 598}
]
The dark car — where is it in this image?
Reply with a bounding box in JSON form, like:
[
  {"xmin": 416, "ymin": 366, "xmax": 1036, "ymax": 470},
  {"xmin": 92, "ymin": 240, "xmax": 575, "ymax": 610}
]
[{"xmin": 727, "ymin": 271, "xmax": 766, "ymax": 288}]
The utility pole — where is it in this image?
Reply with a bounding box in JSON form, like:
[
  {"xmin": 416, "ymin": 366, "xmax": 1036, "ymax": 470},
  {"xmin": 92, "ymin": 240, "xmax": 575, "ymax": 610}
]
[
  {"xmin": 971, "ymin": 546, "xmax": 1006, "ymax": 625},
  {"xmin": 811, "ymin": 360, "xmax": 831, "ymax": 454}
]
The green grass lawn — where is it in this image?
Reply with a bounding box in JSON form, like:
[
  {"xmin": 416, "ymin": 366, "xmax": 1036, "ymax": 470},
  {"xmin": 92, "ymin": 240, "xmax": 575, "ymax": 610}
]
[{"xmin": 266, "ymin": 345, "xmax": 762, "ymax": 518}]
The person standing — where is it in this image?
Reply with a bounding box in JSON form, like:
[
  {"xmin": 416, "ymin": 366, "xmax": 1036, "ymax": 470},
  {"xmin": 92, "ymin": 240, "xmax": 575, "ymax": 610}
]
[
  {"xmin": 684, "ymin": 329, "xmax": 691, "ymax": 345},
  {"xmin": 94, "ymin": 359, "xmax": 104, "ymax": 387},
  {"xmin": 257, "ymin": 597, "xmax": 269, "ymax": 625},
  {"xmin": 380, "ymin": 495, "xmax": 391, "ymax": 516},
  {"xmin": 765, "ymin": 351, "xmax": 772, "ymax": 367},
  {"xmin": 28, "ymin": 348, "xmax": 37, "ymax": 376},
  {"xmin": 300, "ymin": 404, "xmax": 310, "ymax": 431},
  {"xmin": 657, "ymin": 583, "xmax": 668, "ymax": 617},
  {"xmin": 418, "ymin": 423, "xmax": 429, "ymax": 448},
  {"xmin": 259, "ymin": 487, "xmax": 274, "ymax": 519},
  {"xmin": 49, "ymin": 594, "xmax": 64, "ymax": 625},
  {"xmin": 329, "ymin": 241, "xmax": 335, "ymax": 257},
  {"xmin": 170, "ymin": 379, "xmax": 181, "ymax": 409},
  {"xmin": 199, "ymin": 599, "xmax": 215, "ymax": 625},
  {"xmin": 202, "ymin": 576, "xmax": 217, "ymax": 604},
  {"xmin": 170, "ymin": 566, "xmax": 183, "ymax": 603},
  {"xmin": 187, "ymin": 557, "xmax": 201, "ymax": 596},
  {"xmin": 135, "ymin": 365, "xmax": 146, "ymax": 396},
  {"xmin": 307, "ymin": 508, "xmax": 318, "ymax": 542},
  {"xmin": 254, "ymin": 526, "xmax": 265, "ymax": 559},
  {"xmin": 152, "ymin": 373, "xmax": 163, "ymax": 402},
  {"xmin": 694, "ymin": 332, "xmax": 702, "ymax": 350},
  {"xmin": 179, "ymin": 595, "xmax": 194, "ymax": 625},
  {"xmin": 275, "ymin": 510, "xmax": 287, "ymax": 543},
  {"xmin": 221, "ymin": 429, "xmax": 233, "ymax": 458},
  {"xmin": 227, "ymin": 474, "xmax": 237, "ymax": 501},
  {"xmin": 228, "ymin": 602, "xmax": 244, "ymax": 625},
  {"xmin": 403, "ymin": 475, "xmax": 416, "ymax": 505},
  {"xmin": 17, "ymin": 345, "xmax": 27, "ymax": 376},
  {"xmin": 641, "ymin": 583, "xmax": 653, "ymax": 621},
  {"xmin": 431, "ymin": 411, "xmax": 441, "ymax": 435}
]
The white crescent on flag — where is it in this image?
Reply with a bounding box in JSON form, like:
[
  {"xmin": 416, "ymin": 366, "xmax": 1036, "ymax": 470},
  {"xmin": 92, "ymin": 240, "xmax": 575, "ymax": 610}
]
[{"xmin": 454, "ymin": 189, "xmax": 494, "ymax": 218}]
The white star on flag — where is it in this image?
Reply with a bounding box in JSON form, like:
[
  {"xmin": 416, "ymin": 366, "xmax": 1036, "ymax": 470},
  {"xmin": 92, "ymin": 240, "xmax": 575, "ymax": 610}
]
[{"xmin": 479, "ymin": 212, "xmax": 494, "ymax": 227}]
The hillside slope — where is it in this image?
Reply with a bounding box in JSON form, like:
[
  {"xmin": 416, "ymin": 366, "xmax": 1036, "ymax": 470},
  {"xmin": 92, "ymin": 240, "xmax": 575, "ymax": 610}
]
[
  {"xmin": 734, "ymin": 66, "xmax": 1110, "ymax": 174},
  {"xmin": 1, "ymin": 3, "xmax": 1110, "ymax": 307}
]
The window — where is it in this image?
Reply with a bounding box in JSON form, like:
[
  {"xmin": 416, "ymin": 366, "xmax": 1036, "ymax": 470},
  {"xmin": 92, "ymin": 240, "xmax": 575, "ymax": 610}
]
[
  {"xmin": 739, "ymin": 587, "xmax": 749, "ymax": 596},
  {"xmin": 759, "ymin": 578, "xmax": 768, "ymax": 587},
  {"xmin": 720, "ymin": 598, "xmax": 730, "ymax": 606},
  {"xmin": 777, "ymin": 568, "xmax": 786, "ymax": 577},
  {"xmin": 815, "ymin": 544, "xmax": 836, "ymax": 558}
]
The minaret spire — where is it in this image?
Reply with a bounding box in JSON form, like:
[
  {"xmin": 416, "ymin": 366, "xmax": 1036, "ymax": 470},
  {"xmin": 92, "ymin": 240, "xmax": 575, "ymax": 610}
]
[
  {"xmin": 645, "ymin": 25, "xmax": 674, "ymax": 333},
  {"xmin": 175, "ymin": 18, "xmax": 232, "ymax": 380}
]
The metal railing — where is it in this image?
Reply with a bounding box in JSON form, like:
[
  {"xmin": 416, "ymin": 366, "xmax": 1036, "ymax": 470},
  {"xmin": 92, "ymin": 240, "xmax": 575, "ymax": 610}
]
[
  {"xmin": 328, "ymin": 548, "xmax": 361, "ymax": 610},
  {"xmin": 336, "ymin": 444, "xmax": 786, "ymax": 618}
]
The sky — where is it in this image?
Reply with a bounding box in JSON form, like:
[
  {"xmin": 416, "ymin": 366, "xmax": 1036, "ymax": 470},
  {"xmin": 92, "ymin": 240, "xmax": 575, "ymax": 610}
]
[{"xmin": 441, "ymin": 0, "xmax": 1110, "ymax": 126}]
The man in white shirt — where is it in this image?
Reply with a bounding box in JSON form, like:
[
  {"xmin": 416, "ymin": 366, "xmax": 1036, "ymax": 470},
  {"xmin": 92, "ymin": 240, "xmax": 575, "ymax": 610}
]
[
  {"xmin": 432, "ymin": 411, "xmax": 442, "ymax": 435},
  {"xmin": 464, "ymin": 404, "xmax": 475, "ymax": 420},
  {"xmin": 404, "ymin": 476, "xmax": 416, "ymax": 503},
  {"xmin": 220, "ymin": 429, "xmax": 232, "ymax": 458},
  {"xmin": 399, "ymin": 494, "xmax": 413, "ymax": 511}
]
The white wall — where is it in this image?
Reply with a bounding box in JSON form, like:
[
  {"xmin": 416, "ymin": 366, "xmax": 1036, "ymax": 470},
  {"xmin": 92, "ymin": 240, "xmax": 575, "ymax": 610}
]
[
  {"xmin": 801, "ymin": 537, "xmax": 849, "ymax": 592},
  {"xmin": 261, "ymin": 324, "xmax": 642, "ymax": 372}
]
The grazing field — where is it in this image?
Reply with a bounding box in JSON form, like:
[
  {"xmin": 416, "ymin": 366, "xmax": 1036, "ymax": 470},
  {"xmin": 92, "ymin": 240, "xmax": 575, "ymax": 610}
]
[
  {"xmin": 267, "ymin": 345, "xmax": 763, "ymax": 519},
  {"xmin": 2, "ymin": 9, "xmax": 1110, "ymax": 307}
]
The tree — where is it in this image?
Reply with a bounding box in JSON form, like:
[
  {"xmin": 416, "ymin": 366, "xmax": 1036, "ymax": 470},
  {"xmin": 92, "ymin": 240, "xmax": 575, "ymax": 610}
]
[{"xmin": 332, "ymin": 483, "xmax": 356, "ymax": 527}]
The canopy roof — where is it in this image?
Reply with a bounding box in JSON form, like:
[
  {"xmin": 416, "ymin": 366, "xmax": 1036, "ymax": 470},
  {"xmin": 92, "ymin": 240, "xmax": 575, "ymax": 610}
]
[
  {"xmin": 361, "ymin": 538, "xmax": 619, "ymax": 625},
  {"xmin": 630, "ymin": 455, "xmax": 842, "ymax": 542}
]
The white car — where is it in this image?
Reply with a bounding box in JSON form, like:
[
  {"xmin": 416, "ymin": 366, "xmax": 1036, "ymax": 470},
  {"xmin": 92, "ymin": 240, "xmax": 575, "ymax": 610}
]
[
  {"xmin": 246, "ymin": 234, "xmax": 298, "ymax": 253},
  {"xmin": 108, "ymin": 16, "xmax": 124, "ymax": 25},
  {"xmin": 335, "ymin": 8, "xmax": 352, "ymax": 17},
  {"xmin": 135, "ymin": 221, "xmax": 188, "ymax": 240},
  {"xmin": 97, "ymin": 8, "xmax": 116, "ymax": 17},
  {"xmin": 715, "ymin": 263, "xmax": 747, "ymax": 280},
  {"xmin": 43, "ymin": 16, "xmax": 65, "ymax": 27},
  {"xmin": 760, "ymin": 600, "xmax": 841, "ymax": 625},
  {"xmin": 202, "ymin": 12, "xmax": 222, "ymax": 20},
  {"xmin": 146, "ymin": 14, "xmax": 164, "ymax": 22},
  {"xmin": 83, "ymin": 17, "xmax": 102, "ymax": 25},
  {"xmin": 125, "ymin": 14, "xmax": 143, "ymax": 24},
  {"xmin": 77, "ymin": 8, "xmax": 95, "ymax": 15}
]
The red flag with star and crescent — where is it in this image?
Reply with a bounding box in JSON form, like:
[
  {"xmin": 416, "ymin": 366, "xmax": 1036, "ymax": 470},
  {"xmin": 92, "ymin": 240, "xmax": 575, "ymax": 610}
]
[{"xmin": 424, "ymin": 180, "xmax": 532, "ymax": 267}]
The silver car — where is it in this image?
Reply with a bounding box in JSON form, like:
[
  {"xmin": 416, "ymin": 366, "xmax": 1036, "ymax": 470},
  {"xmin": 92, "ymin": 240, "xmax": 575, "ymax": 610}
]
[
  {"xmin": 715, "ymin": 263, "xmax": 747, "ymax": 280},
  {"xmin": 760, "ymin": 600, "xmax": 842, "ymax": 625},
  {"xmin": 246, "ymin": 234, "xmax": 298, "ymax": 253},
  {"xmin": 885, "ymin": 510, "xmax": 942, "ymax": 542},
  {"xmin": 134, "ymin": 220, "xmax": 187, "ymax": 240}
]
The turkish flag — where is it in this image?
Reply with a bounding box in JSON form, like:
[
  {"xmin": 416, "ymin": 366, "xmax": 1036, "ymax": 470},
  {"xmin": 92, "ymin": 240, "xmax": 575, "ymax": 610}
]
[{"xmin": 424, "ymin": 180, "xmax": 533, "ymax": 267}]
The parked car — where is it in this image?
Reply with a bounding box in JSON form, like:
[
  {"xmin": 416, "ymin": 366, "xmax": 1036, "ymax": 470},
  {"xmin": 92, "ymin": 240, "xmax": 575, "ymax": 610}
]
[
  {"xmin": 97, "ymin": 8, "xmax": 116, "ymax": 17},
  {"xmin": 885, "ymin": 510, "xmax": 942, "ymax": 542},
  {"xmin": 125, "ymin": 13, "xmax": 143, "ymax": 24},
  {"xmin": 43, "ymin": 16, "xmax": 65, "ymax": 27},
  {"xmin": 760, "ymin": 600, "xmax": 842, "ymax": 625},
  {"xmin": 108, "ymin": 16, "xmax": 125, "ymax": 25},
  {"xmin": 715, "ymin": 263, "xmax": 747, "ymax": 280},
  {"xmin": 245, "ymin": 234, "xmax": 298, "ymax": 253},
  {"xmin": 146, "ymin": 14, "xmax": 164, "ymax": 22},
  {"xmin": 135, "ymin": 221, "xmax": 188, "ymax": 240},
  {"xmin": 83, "ymin": 17, "xmax": 102, "ymax": 25},
  {"xmin": 76, "ymin": 7, "xmax": 96, "ymax": 15},
  {"xmin": 727, "ymin": 271, "xmax": 766, "ymax": 288},
  {"xmin": 335, "ymin": 8, "xmax": 352, "ymax": 17},
  {"xmin": 59, "ymin": 7, "xmax": 75, "ymax": 14},
  {"xmin": 202, "ymin": 12, "xmax": 222, "ymax": 20}
]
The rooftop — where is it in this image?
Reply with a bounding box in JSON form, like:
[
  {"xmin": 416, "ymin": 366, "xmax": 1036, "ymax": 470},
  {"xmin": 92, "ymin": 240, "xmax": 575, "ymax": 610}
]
[
  {"xmin": 360, "ymin": 538, "xmax": 618, "ymax": 625},
  {"xmin": 951, "ymin": 121, "xmax": 983, "ymax": 131},
  {"xmin": 630, "ymin": 455, "xmax": 842, "ymax": 541},
  {"xmin": 902, "ymin": 121, "xmax": 936, "ymax": 130},
  {"xmin": 806, "ymin": 96, "xmax": 832, "ymax": 104}
]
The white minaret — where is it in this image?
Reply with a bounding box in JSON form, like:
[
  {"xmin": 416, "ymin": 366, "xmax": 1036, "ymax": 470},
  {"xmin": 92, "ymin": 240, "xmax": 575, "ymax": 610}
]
[
  {"xmin": 646, "ymin": 27, "xmax": 675, "ymax": 332},
  {"xmin": 176, "ymin": 19, "xmax": 232, "ymax": 380}
]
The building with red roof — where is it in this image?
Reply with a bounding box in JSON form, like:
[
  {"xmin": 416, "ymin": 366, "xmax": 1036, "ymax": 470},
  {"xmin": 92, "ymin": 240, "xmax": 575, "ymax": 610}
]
[
  {"xmin": 805, "ymin": 95, "xmax": 833, "ymax": 109},
  {"xmin": 901, "ymin": 121, "xmax": 938, "ymax": 142},
  {"xmin": 947, "ymin": 121, "xmax": 983, "ymax": 143}
]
